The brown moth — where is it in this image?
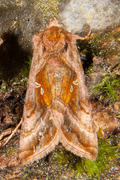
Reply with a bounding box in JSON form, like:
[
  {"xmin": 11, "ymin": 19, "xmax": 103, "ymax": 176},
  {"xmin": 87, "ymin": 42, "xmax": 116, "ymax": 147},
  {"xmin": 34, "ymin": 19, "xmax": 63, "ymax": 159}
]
[{"xmin": 19, "ymin": 20, "xmax": 98, "ymax": 165}]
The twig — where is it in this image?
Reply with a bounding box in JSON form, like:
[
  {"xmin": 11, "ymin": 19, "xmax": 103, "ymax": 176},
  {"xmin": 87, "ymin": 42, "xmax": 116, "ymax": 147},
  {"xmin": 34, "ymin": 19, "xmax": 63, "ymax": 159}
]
[{"xmin": 3, "ymin": 118, "xmax": 23, "ymax": 146}]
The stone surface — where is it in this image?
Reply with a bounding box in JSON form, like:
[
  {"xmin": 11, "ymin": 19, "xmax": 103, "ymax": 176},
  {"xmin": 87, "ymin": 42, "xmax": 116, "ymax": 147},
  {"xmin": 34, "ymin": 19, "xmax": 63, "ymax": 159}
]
[
  {"xmin": 0, "ymin": 0, "xmax": 43, "ymax": 51},
  {"xmin": 59, "ymin": 0, "xmax": 120, "ymax": 33},
  {"xmin": 92, "ymin": 102, "xmax": 119, "ymax": 137}
]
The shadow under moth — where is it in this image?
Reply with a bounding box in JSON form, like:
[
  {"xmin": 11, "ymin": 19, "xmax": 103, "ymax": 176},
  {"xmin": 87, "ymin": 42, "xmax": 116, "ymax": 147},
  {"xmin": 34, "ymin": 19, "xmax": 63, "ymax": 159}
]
[{"xmin": 19, "ymin": 20, "xmax": 98, "ymax": 165}]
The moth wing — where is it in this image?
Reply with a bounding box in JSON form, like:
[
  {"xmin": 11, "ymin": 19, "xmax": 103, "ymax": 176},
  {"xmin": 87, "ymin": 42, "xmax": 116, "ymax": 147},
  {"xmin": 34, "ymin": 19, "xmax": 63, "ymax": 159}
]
[
  {"xmin": 57, "ymin": 41, "xmax": 98, "ymax": 161},
  {"xmin": 19, "ymin": 108, "xmax": 59, "ymax": 165},
  {"xmin": 59, "ymin": 107, "xmax": 98, "ymax": 161},
  {"xmin": 19, "ymin": 33, "xmax": 60, "ymax": 165}
]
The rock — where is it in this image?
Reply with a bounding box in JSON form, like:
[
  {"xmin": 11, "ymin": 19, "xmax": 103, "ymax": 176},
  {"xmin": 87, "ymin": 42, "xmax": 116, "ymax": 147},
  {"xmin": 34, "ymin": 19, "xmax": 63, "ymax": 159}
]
[
  {"xmin": 59, "ymin": 0, "xmax": 120, "ymax": 33},
  {"xmin": 0, "ymin": 0, "xmax": 43, "ymax": 51},
  {"xmin": 92, "ymin": 102, "xmax": 119, "ymax": 137}
]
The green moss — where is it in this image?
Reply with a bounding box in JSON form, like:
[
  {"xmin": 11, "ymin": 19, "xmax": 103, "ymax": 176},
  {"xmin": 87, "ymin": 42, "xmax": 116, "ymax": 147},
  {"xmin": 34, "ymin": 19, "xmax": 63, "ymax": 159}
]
[
  {"xmin": 113, "ymin": 32, "xmax": 120, "ymax": 40},
  {"xmin": 18, "ymin": 137, "xmax": 119, "ymax": 179},
  {"xmin": 35, "ymin": 0, "xmax": 60, "ymax": 22},
  {"xmin": 0, "ymin": 56, "xmax": 31, "ymax": 93},
  {"xmin": 19, "ymin": 56, "xmax": 32, "ymax": 78},
  {"xmin": 90, "ymin": 73, "xmax": 120, "ymax": 102},
  {"xmin": 77, "ymin": 139, "xmax": 118, "ymax": 179},
  {"xmin": 54, "ymin": 138, "xmax": 118, "ymax": 179},
  {"xmin": 88, "ymin": 31, "xmax": 120, "ymax": 58},
  {"xmin": 54, "ymin": 149, "xmax": 70, "ymax": 165},
  {"xmin": 6, "ymin": 148, "xmax": 16, "ymax": 156}
]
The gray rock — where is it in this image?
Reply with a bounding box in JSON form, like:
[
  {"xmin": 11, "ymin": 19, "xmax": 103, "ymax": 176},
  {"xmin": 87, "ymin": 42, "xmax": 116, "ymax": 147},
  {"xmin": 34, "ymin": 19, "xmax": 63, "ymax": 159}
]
[
  {"xmin": 0, "ymin": 0, "xmax": 43, "ymax": 51},
  {"xmin": 59, "ymin": 0, "xmax": 120, "ymax": 33}
]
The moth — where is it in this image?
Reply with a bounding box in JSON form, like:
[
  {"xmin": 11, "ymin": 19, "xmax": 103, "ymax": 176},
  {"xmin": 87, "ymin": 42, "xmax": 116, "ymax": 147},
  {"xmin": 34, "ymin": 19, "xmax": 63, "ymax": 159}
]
[{"xmin": 19, "ymin": 20, "xmax": 98, "ymax": 165}]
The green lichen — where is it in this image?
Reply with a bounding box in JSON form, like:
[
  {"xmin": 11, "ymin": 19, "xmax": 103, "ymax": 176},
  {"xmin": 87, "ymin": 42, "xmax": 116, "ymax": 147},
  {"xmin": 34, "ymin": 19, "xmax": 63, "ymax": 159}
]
[
  {"xmin": 90, "ymin": 73, "xmax": 120, "ymax": 102},
  {"xmin": 34, "ymin": 0, "xmax": 60, "ymax": 22}
]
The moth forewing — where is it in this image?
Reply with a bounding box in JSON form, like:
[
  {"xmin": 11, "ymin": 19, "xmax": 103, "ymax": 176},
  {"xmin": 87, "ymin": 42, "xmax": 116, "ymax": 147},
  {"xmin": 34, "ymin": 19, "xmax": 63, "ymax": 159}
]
[{"xmin": 19, "ymin": 19, "xmax": 98, "ymax": 165}]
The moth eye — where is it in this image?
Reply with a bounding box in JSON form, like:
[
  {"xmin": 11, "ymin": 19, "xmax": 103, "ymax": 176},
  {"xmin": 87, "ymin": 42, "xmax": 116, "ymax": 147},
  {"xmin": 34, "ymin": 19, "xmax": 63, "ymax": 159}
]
[
  {"xmin": 70, "ymin": 85, "xmax": 73, "ymax": 93},
  {"xmin": 40, "ymin": 87, "xmax": 44, "ymax": 95}
]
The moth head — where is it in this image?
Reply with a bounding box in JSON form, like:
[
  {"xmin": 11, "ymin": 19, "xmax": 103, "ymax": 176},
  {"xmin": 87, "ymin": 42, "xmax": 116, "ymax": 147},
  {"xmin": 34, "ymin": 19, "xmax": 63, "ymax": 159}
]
[
  {"xmin": 47, "ymin": 18, "xmax": 63, "ymax": 28},
  {"xmin": 42, "ymin": 26, "xmax": 66, "ymax": 52},
  {"xmin": 32, "ymin": 20, "xmax": 65, "ymax": 50},
  {"xmin": 45, "ymin": 27, "xmax": 65, "ymax": 42}
]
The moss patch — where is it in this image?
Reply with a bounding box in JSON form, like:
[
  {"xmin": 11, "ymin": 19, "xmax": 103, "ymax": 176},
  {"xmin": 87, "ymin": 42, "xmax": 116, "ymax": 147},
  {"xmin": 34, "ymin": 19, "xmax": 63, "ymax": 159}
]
[
  {"xmin": 88, "ymin": 31, "xmax": 120, "ymax": 58},
  {"xmin": 54, "ymin": 138, "xmax": 119, "ymax": 179},
  {"xmin": 90, "ymin": 73, "xmax": 120, "ymax": 102},
  {"xmin": 35, "ymin": 0, "xmax": 60, "ymax": 22}
]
